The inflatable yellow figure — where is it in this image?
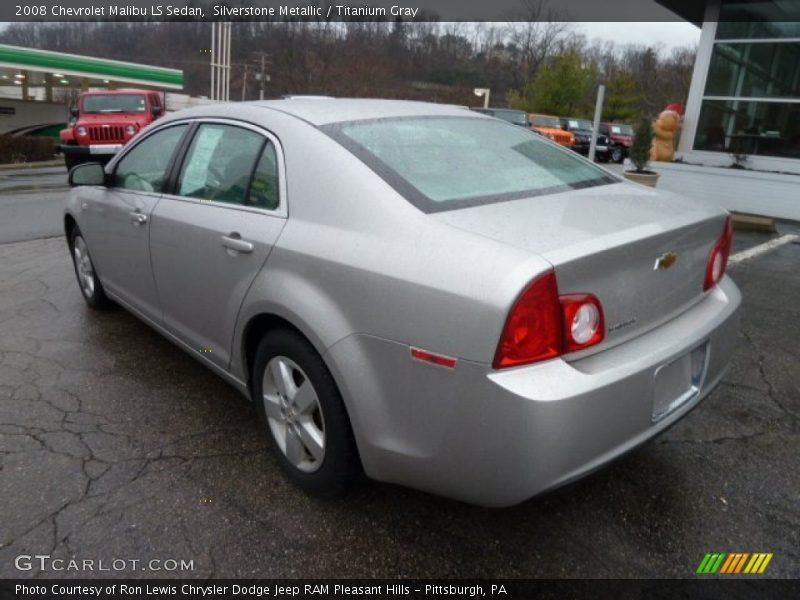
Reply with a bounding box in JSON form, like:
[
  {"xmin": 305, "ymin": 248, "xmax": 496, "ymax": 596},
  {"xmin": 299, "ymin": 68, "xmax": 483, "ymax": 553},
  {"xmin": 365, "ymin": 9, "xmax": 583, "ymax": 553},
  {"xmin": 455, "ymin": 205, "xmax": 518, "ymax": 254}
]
[{"xmin": 650, "ymin": 109, "xmax": 681, "ymax": 162}]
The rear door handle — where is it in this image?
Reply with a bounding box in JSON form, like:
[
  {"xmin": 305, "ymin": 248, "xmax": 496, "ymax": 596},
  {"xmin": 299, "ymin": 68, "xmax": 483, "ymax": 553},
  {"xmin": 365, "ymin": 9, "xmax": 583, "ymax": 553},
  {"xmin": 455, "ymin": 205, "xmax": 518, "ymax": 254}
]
[
  {"xmin": 130, "ymin": 211, "xmax": 147, "ymax": 225},
  {"xmin": 221, "ymin": 234, "xmax": 254, "ymax": 254}
]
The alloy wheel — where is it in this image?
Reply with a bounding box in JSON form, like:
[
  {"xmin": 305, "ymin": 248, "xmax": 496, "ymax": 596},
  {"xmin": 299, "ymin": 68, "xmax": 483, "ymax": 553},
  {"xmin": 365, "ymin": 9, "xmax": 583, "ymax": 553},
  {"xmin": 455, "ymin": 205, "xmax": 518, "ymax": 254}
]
[
  {"xmin": 262, "ymin": 355, "xmax": 326, "ymax": 472},
  {"xmin": 72, "ymin": 235, "xmax": 96, "ymax": 298}
]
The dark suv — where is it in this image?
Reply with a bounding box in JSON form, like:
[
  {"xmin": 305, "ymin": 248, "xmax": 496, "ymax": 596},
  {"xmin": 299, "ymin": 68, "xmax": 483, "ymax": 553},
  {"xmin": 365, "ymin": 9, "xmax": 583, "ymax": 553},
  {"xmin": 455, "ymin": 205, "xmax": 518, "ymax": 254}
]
[
  {"xmin": 470, "ymin": 107, "xmax": 530, "ymax": 127},
  {"xmin": 559, "ymin": 117, "xmax": 611, "ymax": 161},
  {"xmin": 599, "ymin": 122, "xmax": 634, "ymax": 163}
]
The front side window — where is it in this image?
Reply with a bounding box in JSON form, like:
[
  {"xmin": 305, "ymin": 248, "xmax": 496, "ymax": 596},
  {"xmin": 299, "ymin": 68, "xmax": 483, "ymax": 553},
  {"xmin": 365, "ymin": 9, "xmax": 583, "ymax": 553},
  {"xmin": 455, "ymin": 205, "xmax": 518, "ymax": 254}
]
[
  {"xmin": 177, "ymin": 124, "xmax": 264, "ymax": 205},
  {"xmin": 114, "ymin": 124, "xmax": 188, "ymax": 192},
  {"xmin": 324, "ymin": 116, "xmax": 617, "ymax": 213},
  {"xmin": 83, "ymin": 94, "xmax": 147, "ymax": 113}
]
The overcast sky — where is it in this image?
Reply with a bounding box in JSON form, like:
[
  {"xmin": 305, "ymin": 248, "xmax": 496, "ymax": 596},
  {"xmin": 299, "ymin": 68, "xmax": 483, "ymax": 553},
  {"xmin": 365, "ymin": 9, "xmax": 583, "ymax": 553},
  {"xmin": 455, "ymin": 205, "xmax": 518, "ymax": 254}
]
[{"xmin": 578, "ymin": 21, "xmax": 701, "ymax": 51}]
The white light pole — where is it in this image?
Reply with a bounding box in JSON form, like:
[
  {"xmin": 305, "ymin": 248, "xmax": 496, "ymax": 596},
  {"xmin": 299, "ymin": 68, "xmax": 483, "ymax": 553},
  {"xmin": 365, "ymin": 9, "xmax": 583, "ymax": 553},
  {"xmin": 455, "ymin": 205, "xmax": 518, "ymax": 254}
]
[
  {"xmin": 210, "ymin": 22, "xmax": 216, "ymax": 100},
  {"xmin": 588, "ymin": 84, "xmax": 606, "ymax": 162},
  {"xmin": 210, "ymin": 22, "xmax": 232, "ymax": 101},
  {"xmin": 474, "ymin": 87, "xmax": 490, "ymax": 108}
]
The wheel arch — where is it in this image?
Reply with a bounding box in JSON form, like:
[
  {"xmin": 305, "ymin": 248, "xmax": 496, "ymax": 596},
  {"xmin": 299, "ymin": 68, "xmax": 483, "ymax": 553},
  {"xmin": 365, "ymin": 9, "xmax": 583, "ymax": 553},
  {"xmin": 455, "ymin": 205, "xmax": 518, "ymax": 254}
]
[
  {"xmin": 240, "ymin": 311, "xmax": 345, "ymax": 405},
  {"xmin": 64, "ymin": 213, "xmax": 77, "ymax": 240},
  {"xmin": 240, "ymin": 311, "xmax": 364, "ymax": 463}
]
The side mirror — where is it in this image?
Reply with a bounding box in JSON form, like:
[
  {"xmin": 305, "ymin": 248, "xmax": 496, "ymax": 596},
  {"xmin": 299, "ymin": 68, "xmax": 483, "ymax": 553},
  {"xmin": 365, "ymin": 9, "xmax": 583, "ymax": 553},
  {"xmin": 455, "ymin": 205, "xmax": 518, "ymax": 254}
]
[
  {"xmin": 69, "ymin": 162, "xmax": 107, "ymax": 187},
  {"xmin": 152, "ymin": 106, "xmax": 163, "ymax": 117},
  {"xmin": 70, "ymin": 107, "xmax": 79, "ymax": 118}
]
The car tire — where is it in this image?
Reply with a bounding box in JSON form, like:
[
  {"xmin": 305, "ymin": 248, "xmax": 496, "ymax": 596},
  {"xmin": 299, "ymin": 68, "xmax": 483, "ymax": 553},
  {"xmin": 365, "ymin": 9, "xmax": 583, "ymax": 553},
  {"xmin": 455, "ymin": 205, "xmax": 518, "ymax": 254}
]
[
  {"xmin": 64, "ymin": 154, "xmax": 80, "ymax": 171},
  {"xmin": 252, "ymin": 328, "xmax": 360, "ymax": 497},
  {"xmin": 68, "ymin": 226, "xmax": 112, "ymax": 309},
  {"xmin": 611, "ymin": 146, "xmax": 625, "ymax": 163}
]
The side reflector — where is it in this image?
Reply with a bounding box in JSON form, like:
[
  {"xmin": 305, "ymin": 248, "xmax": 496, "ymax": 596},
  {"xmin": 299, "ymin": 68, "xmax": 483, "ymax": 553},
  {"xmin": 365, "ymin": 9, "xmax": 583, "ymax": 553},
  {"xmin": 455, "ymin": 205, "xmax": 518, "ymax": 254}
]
[{"xmin": 410, "ymin": 347, "xmax": 458, "ymax": 370}]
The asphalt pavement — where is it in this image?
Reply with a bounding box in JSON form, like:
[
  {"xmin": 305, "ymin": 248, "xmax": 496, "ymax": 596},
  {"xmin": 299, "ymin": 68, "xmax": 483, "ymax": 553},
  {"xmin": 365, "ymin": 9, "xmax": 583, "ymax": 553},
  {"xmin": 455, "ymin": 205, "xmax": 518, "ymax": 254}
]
[
  {"xmin": 0, "ymin": 166, "xmax": 68, "ymax": 244},
  {"xmin": 0, "ymin": 178, "xmax": 798, "ymax": 578}
]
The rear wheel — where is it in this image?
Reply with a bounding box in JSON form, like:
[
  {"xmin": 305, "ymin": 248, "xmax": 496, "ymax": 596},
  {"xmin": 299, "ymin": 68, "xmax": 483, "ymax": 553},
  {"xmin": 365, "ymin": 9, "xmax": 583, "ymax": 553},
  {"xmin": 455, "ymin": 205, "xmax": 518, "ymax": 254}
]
[
  {"xmin": 611, "ymin": 146, "xmax": 625, "ymax": 163},
  {"xmin": 68, "ymin": 227, "xmax": 111, "ymax": 309},
  {"xmin": 252, "ymin": 329, "xmax": 359, "ymax": 497}
]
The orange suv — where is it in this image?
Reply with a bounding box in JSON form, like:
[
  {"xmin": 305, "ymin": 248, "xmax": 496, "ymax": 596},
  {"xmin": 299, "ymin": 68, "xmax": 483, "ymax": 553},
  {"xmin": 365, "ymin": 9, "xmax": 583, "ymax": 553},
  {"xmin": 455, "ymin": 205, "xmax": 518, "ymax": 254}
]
[{"xmin": 529, "ymin": 114, "xmax": 575, "ymax": 147}]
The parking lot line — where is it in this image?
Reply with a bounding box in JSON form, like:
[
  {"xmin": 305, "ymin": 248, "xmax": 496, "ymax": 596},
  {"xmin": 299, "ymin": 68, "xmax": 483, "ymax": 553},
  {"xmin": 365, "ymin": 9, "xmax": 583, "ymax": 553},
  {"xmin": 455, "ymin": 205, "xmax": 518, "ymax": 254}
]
[{"xmin": 729, "ymin": 234, "xmax": 799, "ymax": 266}]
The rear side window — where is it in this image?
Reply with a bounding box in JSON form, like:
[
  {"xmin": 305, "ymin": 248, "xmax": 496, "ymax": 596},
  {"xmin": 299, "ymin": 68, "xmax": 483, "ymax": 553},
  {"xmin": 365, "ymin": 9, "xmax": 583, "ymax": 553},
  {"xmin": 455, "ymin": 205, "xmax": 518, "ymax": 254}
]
[
  {"xmin": 323, "ymin": 117, "xmax": 617, "ymax": 213},
  {"xmin": 177, "ymin": 124, "xmax": 264, "ymax": 205},
  {"xmin": 248, "ymin": 142, "xmax": 280, "ymax": 210}
]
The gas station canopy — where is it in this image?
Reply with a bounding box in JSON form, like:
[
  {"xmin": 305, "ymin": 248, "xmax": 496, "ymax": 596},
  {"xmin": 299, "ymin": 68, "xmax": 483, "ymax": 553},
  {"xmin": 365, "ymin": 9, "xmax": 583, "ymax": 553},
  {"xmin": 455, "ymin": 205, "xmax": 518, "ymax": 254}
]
[{"xmin": 0, "ymin": 44, "xmax": 183, "ymax": 91}]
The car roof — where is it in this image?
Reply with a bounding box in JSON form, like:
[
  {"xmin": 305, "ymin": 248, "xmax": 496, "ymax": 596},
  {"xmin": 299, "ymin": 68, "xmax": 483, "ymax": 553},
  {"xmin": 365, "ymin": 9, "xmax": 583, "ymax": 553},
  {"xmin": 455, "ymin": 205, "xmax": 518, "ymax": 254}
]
[{"xmin": 244, "ymin": 98, "xmax": 474, "ymax": 126}]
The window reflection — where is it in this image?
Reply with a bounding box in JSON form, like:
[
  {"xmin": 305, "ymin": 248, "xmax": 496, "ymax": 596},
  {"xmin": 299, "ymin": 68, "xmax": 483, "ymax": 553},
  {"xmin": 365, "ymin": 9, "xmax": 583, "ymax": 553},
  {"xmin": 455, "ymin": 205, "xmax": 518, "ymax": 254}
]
[
  {"xmin": 706, "ymin": 42, "xmax": 800, "ymax": 98},
  {"xmin": 694, "ymin": 99, "xmax": 800, "ymax": 158}
]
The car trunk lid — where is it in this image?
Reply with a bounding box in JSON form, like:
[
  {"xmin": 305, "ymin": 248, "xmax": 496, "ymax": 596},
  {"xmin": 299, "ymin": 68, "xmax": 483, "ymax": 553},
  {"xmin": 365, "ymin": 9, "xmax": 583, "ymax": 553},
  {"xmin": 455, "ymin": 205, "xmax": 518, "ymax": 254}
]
[{"xmin": 433, "ymin": 181, "xmax": 727, "ymax": 356}]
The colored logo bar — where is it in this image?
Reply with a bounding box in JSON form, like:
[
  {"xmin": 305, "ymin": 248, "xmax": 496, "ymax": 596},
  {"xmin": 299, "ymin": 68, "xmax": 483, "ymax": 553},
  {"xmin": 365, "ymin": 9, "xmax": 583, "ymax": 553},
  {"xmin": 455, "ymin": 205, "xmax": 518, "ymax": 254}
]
[{"xmin": 697, "ymin": 553, "xmax": 773, "ymax": 574}]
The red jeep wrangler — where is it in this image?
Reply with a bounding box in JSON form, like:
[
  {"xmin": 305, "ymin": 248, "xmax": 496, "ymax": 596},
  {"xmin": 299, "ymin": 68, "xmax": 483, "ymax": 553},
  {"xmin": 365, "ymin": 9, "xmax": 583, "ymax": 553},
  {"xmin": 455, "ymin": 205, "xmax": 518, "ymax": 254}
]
[{"xmin": 60, "ymin": 89, "xmax": 164, "ymax": 170}]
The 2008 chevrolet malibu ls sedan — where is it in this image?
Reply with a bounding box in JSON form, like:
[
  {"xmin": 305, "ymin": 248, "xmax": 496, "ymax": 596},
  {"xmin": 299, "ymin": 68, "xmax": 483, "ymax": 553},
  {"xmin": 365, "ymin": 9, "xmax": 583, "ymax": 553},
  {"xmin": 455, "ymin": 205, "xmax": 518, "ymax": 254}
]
[{"xmin": 64, "ymin": 99, "xmax": 741, "ymax": 507}]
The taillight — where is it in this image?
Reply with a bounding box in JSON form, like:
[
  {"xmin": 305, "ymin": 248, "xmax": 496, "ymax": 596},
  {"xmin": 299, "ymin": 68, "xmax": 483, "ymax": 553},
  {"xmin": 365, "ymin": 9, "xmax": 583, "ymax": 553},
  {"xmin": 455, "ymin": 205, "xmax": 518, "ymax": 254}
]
[
  {"xmin": 704, "ymin": 216, "xmax": 733, "ymax": 291},
  {"xmin": 493, "ymin": 271, "xmax": 605, "ymax": 369},
  {"xmin": 560, "ymin": 294, "xmax": 605, "ymax": 353}
]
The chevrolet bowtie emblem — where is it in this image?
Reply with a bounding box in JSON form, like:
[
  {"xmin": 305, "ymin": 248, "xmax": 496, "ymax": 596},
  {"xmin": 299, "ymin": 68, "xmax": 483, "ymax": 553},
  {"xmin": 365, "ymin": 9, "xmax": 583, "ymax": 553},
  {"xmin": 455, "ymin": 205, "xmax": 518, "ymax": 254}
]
[{"xmin": 654, "ymin": 252, "xmax": 678, "ymax": 270}]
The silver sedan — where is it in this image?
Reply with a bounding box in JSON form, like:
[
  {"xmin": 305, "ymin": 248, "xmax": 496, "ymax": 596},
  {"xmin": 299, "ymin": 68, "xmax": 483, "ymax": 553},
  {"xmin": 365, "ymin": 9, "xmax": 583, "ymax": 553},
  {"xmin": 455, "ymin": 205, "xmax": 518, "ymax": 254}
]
[{"xmin": 65, "ymin": 99, "xmax": 741, "ymax": 507}]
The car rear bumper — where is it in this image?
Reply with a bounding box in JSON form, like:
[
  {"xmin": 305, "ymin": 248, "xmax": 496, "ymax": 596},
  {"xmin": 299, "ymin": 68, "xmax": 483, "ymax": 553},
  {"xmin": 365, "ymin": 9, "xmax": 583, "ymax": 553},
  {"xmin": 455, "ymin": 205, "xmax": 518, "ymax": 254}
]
[{"xmin": 326, "ymin": 276, "xmax": 741, "ymax": 507}]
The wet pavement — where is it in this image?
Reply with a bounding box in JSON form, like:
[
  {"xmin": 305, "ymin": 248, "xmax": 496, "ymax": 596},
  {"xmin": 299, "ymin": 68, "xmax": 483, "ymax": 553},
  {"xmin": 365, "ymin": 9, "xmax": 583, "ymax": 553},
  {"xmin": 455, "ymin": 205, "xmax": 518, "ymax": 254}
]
[
  {"xmin": 0, "ymin": 231, "xmax": 798, "ymax": 579},
  {"xmin": 0, "ymin": 167, "xmax": 68, "ymax": 244}
]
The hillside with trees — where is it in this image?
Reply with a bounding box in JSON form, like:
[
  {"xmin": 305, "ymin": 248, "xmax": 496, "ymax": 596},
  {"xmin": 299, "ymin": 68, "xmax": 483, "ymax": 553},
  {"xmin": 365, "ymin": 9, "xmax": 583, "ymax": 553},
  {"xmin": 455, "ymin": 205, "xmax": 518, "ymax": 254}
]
[{"xmin": 0, "ymin": 15, "xmax": 696, "ymax": 122}]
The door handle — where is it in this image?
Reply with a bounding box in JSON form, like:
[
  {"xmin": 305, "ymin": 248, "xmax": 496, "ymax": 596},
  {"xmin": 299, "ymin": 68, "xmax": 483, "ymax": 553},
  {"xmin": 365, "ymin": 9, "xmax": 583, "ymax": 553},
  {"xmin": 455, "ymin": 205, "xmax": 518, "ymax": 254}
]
[
  {"xmin": 130, "ymin": 211, "xmax": 148, "ymax": 225},
  {"xmin": 221, "ymin": 234, "xmax": 254, "ymax": 254}
]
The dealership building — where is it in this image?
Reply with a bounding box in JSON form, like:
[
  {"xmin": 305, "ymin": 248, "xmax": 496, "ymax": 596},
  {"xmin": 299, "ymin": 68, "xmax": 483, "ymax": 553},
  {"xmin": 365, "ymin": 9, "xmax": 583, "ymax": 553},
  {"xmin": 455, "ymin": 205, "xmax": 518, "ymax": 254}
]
[{"xmin": 656, "ymin": 0, "xmax": 800, "ymax": 219}]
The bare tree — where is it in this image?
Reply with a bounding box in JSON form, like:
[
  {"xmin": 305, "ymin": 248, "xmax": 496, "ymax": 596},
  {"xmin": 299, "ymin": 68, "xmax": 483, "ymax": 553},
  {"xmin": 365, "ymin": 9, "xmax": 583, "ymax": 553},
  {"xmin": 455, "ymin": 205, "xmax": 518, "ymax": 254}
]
[{"xmin": 504, "ymin": 0, "xmax": 572, "ymax": 89}]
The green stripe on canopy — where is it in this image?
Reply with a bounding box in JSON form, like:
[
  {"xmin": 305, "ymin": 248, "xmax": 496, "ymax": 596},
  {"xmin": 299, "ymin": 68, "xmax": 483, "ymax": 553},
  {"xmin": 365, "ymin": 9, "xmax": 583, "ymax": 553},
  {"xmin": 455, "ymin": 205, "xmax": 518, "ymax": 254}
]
[{"xmin": 0, "ymin": 44, "xmax": 183, "ymax": 88}]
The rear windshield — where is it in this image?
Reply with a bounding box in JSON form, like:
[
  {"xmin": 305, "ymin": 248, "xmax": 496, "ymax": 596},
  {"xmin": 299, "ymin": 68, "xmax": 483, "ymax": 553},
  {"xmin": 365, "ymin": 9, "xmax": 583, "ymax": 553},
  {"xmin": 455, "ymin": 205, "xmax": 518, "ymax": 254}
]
[
  {"xmin": 531, "ymin": 116, "xmax": 560, "ymax": 128},
  {"xmin": 82, "ymin": 94, "xmax": 147, "ymax": 113},
  {"xmin": 323, "ymin": 116, "xmax": 617, "ymax": 213},
  {"xmin": 491, "ymin": 110, "xmax": 528, "ymax": 126},
  {"xmin": 611, "ymin": 124, "xmax": 634, "ymax": 135},
  {"xmin": 567, "ymin": 119, "xmax": 593, "ymax": 130}
]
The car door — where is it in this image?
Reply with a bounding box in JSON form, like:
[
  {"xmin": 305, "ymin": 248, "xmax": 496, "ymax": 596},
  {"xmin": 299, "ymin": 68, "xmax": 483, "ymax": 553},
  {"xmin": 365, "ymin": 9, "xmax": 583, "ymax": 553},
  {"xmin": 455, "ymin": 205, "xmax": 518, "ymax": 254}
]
[
  {"xmin": 148, "ymin": 120, "xmax": 287, "ymax": 370},
  {"xmin": 83, "ymin": 123, "xmax": 189, "ymax": 322}
]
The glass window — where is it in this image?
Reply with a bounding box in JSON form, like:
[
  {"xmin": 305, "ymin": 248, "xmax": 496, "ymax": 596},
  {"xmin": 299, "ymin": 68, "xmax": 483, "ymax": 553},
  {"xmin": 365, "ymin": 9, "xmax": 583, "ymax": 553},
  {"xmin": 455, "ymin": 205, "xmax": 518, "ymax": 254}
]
[
  {"xmin": 716, "ymin": 0, "xmax": 800, "ymax": 40},
  {"xmin": 531, "ymin": 115, "xmax": 560, "ymax": 128},
  {"xmin": 324, "ymin": 117, "xmax": 617, "ymax": 213},
  {"xmin": 114, "ymin": 124, "xmax": 187, "ymax": 192},
  {"xmin": 706, "ymin": 42, "xmax": 800, "ymax": 98},
  {"xmin": 248, "ymin": 142, "xmax": 280, "ymax": 210},
  {"xmin": 177, "ymin": 124, "xmax": 264, "ymax": 205},
  {"xmin": 717, "ymin": 21, "xmax": 800, "ymax": 40},
  {"xmin": 83, "ymin": 94, "xmax": 147, "ymax": 113},
  {"xmin": 694, "ymin": 99, "xmax": 800, "ymax": 159}
]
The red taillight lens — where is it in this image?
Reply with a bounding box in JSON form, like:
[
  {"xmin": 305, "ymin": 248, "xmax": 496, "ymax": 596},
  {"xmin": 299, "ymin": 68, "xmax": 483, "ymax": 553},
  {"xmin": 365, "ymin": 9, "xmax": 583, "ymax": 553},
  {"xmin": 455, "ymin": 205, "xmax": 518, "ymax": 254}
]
[
  {"xmin": 704, "ymin": 216, "xmax": 733, "ymax": 291},
  {"xmin": 560, "ymin": 294, "xmax": 605, "ymax": 353},
  {"xmin": 493, "ymin": 272, "xmax": 606, "ymax": 369},
  {"xmin": 492, "ymin": 271, "xmax": 562, "ymax": 369}
]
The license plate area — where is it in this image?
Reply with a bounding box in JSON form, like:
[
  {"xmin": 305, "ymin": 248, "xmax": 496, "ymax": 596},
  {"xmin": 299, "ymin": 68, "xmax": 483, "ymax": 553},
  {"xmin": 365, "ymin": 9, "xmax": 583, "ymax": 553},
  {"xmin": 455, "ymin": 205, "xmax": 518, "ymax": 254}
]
[{"xmin": 652, "ymin": 343, "xmax": 708, "ymax": 421}]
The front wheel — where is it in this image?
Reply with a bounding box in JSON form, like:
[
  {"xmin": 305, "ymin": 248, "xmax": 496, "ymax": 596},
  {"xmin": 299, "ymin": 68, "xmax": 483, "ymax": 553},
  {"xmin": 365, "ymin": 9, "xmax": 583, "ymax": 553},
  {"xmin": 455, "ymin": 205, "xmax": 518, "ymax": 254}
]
[
  {"xmin": 64, "ymin": 152, "xmax": 81, "ymax": 171},
  {"xmin": 611, "ymin": 146, "xmax": 625, "ymax": 163},
  {"xmin": 69, "ymin": 227, "xmax": 111, "ymax": 309},
  {"xmin": 252, "ymin": 329, "xmax": 360, "ymax": 497}
]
